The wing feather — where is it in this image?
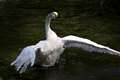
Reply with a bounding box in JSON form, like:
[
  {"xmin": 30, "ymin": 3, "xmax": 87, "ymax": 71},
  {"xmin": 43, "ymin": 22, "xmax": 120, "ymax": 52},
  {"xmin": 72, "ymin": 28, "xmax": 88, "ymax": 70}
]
[
  {"xmin": 62, "ymin": 35, "xmax": 120, "ymax": 55},
  {"xmin": 11, "ymin": 46, "xmax": 36, "ymax": 73}
]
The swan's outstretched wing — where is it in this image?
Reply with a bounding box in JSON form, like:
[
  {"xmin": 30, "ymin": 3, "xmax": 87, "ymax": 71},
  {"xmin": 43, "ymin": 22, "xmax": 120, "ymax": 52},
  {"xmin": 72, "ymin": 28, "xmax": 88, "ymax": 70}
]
[
  {"xmin": 62, "ymin": 35, "xmax": 120, "ymax": 55},
  {"xmin": 11, "ymin": 45, "xmax": 36, "ymax": 73}
]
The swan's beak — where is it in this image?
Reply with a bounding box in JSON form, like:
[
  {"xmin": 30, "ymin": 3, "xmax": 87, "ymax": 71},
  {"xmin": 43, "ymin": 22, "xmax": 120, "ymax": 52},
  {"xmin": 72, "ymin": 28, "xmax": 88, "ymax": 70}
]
[
  {"xmin": 48, "ymin": 12, "xmax": 58, "ymax": 19},
  {"xmin": 52, "ymin": 12, "xmax": 58, "ymax": 18}
]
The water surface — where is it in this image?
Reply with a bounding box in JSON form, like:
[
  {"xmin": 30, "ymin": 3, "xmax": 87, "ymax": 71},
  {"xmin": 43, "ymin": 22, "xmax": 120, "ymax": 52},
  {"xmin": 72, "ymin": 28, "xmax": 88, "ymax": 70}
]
[{"xmin": 0, "ymin": 9, "xmax": 120, "ymax": 80}]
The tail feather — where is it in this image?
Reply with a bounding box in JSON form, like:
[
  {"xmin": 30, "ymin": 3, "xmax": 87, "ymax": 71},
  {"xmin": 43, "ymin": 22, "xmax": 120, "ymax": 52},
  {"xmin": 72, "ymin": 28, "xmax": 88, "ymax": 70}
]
[{"xmin": 11, "ymin": 46, "xmax": 36, "ymax": 73}]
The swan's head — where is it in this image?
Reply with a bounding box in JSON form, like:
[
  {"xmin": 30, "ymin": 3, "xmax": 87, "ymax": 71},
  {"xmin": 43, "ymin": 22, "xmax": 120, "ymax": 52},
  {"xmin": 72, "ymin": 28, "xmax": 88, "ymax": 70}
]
[{"xmin": 47, "ymin": 12, "xmax": 58, "ymax": 19}]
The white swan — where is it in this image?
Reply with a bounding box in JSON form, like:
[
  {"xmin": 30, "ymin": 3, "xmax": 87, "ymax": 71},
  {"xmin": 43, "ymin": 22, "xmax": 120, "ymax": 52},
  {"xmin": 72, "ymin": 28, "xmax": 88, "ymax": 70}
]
[{"xmin": 11, "ymin": 12, "xmax": 120, "ymax": 73}]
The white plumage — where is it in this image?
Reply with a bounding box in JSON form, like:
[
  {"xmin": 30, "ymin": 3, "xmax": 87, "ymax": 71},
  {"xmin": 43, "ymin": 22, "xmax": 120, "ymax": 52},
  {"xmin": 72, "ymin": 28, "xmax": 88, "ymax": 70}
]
[
  {"xmin": 11, "ymin": 12, "xmax": 120, "ymax": 73},
  {"xmin": 62, "ymin": 35, "xmax": 120, "ymax": 55}
]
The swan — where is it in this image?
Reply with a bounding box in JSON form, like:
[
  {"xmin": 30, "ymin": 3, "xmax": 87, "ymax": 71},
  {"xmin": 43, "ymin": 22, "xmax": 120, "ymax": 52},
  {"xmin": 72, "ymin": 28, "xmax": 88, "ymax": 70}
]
[{"xmin": 11, "ymin": 12, "xmax": 120, "ymax": 73}]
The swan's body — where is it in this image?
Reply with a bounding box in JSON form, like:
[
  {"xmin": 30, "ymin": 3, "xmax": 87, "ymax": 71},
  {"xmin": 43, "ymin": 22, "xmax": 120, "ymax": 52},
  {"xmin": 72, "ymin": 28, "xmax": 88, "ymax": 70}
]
[{"xmin": 11, "ymin": 12, "xmax": 120, "ymax": 73}]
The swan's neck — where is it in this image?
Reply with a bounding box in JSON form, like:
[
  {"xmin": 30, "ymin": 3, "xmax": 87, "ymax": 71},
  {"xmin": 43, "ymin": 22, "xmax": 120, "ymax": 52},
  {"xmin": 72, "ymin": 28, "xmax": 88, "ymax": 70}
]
[
  {"xmin": 45, "ymin": 17, "xmax": 51, "ymax": 38},
  {"xmin": 45, "ymin": 17, "xmax": 57, "ymax": 40}
]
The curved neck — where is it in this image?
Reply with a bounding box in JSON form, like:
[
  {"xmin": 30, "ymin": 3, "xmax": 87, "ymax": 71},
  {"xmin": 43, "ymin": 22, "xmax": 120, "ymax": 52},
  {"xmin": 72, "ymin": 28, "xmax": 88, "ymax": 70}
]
[{"xmin": 45, "ymin": 16, "xmax": 52, "ymax": 39}]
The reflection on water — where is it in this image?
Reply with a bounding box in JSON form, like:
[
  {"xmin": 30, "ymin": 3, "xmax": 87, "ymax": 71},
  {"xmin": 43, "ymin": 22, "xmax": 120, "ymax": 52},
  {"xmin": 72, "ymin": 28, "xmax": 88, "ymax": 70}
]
[
  {"xmin": 0, "ymin": 77, "xmax": 3, "ymax": 80},
  {"xmin": 1, "ymin": 60, "xmax": 120, "ymax": 80}
]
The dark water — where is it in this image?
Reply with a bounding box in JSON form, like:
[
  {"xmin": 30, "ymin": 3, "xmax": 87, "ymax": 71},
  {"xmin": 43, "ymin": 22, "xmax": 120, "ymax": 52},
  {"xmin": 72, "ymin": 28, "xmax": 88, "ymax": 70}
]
[
  {"xmin": 1, "ymin": 8, "xmax": 120, "ymax": 80},
  {"xmin": 1, "ymin": 58, "xmax": 120, "ymax": 80}
]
